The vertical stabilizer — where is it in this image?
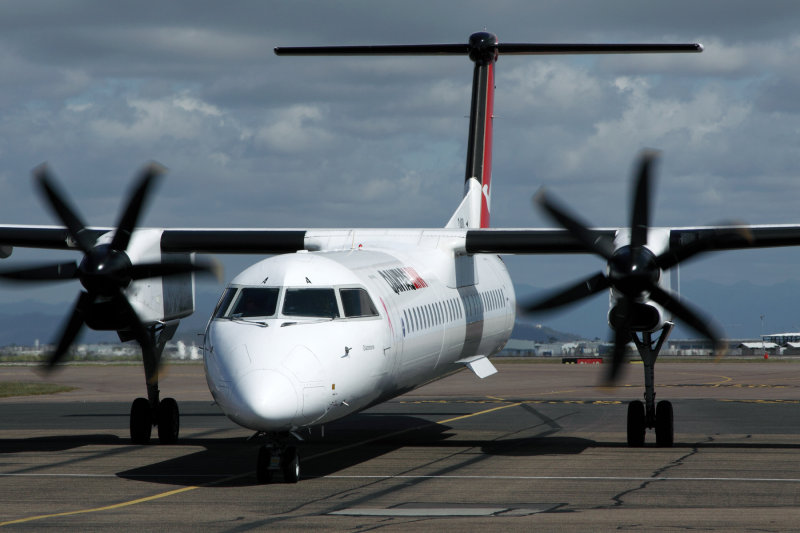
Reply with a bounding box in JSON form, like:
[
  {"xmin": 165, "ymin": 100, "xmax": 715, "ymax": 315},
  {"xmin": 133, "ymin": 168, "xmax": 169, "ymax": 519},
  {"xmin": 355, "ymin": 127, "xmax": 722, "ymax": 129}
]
[
  {"xmin": 446, "ymin": 177, "xmax": 484, "ymax": 229},
  {"xmin": 463, "ymin": 32, "xmax": 496, "ymax": 228},
  {"xmin": 275, "ymin": 35, "xmax": 701, "ymax": 231},
  {"xmin": 447, "ymin": 32, "xmax": 497, "ymax": 229}
]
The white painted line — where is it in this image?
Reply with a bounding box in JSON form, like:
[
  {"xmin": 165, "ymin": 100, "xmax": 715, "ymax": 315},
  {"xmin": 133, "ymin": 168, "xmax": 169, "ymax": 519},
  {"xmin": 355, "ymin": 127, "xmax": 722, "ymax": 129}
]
[
  {"xmin": 321, "ymin": 474, "xmax": 800, "ymax": 483},
  {"xmin": 0, "ymin": 473, "xmax": 233, "ymax": 478},
  {"xmin": 11, "ymin": 472, "xmax": 800, "ymax": 484},
  {"xmin": 330, "ymin": 507, "xmax": 509, "ymax": 517}
]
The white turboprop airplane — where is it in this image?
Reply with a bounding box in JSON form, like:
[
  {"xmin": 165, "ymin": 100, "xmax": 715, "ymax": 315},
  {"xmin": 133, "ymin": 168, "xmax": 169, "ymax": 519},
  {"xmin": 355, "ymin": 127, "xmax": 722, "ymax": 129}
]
[{"xmin": 2, "ymin": 32, "xmax": 800, "ymax": 483}]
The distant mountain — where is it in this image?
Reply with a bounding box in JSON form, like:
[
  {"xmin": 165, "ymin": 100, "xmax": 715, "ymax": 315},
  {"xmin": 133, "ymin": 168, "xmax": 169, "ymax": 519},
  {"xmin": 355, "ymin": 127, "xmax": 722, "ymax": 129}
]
[
  {"xmin": 515, "ymin": 279, "xmax": 800, "ymax": 340},
  {"xmin": 0, "ymin": 291, "xmax": 223, "ymax": 347},
  {"xmin": 514, "ymin": 282, "xmax": 608, "ymax": 340},
  {"xmin": 1, "ymin": 279, "xmax": 798, "ymax": 347},
  {"xmin": 510, "ymin": 320, "xmax": 583, "ymax": 343},
  {"xmin": 677, "ymin": 279, "xmax": 800, "ymax": 338}
]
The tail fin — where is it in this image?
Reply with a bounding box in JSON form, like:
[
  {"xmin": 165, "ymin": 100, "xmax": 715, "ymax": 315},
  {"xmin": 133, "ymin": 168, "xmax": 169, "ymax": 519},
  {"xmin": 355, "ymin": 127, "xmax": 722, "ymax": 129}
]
[
  {"xmin": 275, "ymin": 33, "xmax": 701, "ymax": 230},
  {"xmin": 445, "ymin": 177, "xmax": 487, "ymax": 229},
  {"xmin": 446, "ymin": 32, "xmax": 496, "ymax": 229}
]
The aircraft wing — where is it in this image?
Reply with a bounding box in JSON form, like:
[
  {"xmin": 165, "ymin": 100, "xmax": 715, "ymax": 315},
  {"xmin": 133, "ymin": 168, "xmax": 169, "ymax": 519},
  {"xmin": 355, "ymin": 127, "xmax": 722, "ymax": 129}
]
[
  {"xmin": 3, "ymin": 224, "xmax": 800, "ymax": 256},
  {"xmin": 464, "ymin": 225, "xmax": 800, "ymax": 255},
  {"xmin": 0, "ymin": 226, "xmax": 309, "ymax": 255}
]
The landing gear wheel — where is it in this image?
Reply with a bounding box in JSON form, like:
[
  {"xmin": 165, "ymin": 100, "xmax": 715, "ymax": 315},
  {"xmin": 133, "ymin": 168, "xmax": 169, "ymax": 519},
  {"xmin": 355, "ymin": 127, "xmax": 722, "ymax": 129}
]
[
  {"xmin": 157, "ymin": 397, "xmax": 180, "ymax": 444},
  {"xmin": 130, "ymin": 397, "xmax": 152, "ymax": 444},
  {"xmin": 281, "ymin": 446, "xmax": 300, "ymax": 483},
  {"xmin": 627, "ymin": 400, "xmax": 646, "ymax": 447},
  {"xmin": 256, "ymin": 446, "xmax": 274, "ymax": 484},
  {"xmin": 655, "ymin": 400, "xmax": 674, "ymax": 447}
]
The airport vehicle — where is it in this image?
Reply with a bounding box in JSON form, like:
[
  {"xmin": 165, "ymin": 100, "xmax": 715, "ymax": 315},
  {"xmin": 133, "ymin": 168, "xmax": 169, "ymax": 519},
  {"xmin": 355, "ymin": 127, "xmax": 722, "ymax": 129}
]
[{"xmin": 1, "ymin": 32, "xmax": 800, "ymax": 482}]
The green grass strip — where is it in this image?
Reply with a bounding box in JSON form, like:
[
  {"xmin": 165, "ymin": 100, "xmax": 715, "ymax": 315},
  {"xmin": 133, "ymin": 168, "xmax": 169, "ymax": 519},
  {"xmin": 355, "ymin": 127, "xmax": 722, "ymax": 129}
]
[{"xmin": 0, "ymin": 382, "xmax": 77, "ymax": 398}]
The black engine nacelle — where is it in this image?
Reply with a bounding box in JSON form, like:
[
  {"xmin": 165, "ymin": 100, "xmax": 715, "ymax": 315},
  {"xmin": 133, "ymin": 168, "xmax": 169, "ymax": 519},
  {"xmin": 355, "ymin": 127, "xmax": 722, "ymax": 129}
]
[{"xmin": 608, "ymin": 301, "xmax": 663, "ymax": 332}]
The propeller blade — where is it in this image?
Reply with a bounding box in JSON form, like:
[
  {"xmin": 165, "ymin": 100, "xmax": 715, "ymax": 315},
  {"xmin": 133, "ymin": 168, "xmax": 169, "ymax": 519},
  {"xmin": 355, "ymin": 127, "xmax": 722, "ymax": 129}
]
[
  {"xmin": 630, "ymin": 151, "xmax": 658, "ymax": 250},
  {"xmin": 33, "ymin": 165, "xmax": 94, "ymax": 254},
  {"xmin": 522, "ymin": 272, "xmax": 610, "ymax": 312},
  {"xmin": 110, "ymin": 163, "xmax": 165, "ymax": 252},
  {"xmin": 656, "ymin": 225, "xmax": 753, "ymax": 271},
  {"xmin": 534, "ymin": 189, "xmax": 615, "ymax": 260},
  {"xmin": 46, "ymin": 291, "xmax": 94, "ymax": 369},
  {"xmin": 648, "ymin": 285, "xmax": 725, "ymax": 354},
  {"xmin": 127, "ymin": 257, "xmax": 219, "ymax": 281},
  {"xmin": 0, "ymin": 262, "xmax": 78, "ymax": 282}
]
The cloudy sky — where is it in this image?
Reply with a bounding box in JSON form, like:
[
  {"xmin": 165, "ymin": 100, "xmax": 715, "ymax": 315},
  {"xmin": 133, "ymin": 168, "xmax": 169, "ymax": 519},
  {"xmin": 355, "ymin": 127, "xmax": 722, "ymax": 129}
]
[{"xmin": 0, "ymin": 1, "xmax": 799, "ymax": 334}]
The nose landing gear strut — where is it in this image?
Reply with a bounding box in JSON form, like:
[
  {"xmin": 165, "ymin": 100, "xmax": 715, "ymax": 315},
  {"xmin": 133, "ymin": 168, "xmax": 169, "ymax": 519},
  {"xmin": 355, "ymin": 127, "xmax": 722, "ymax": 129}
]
[{"xmin": 626, "ymin": 322, "xmax": 674, "ymax": 447}]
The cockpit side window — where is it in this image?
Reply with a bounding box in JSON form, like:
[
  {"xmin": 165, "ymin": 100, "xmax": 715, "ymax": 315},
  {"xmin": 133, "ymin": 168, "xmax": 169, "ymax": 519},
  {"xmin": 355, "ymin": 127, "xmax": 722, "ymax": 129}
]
[
  {"xmin": 213, "ymin": 288, "xmax": 238, "ymax": 318},
  {"xmin": 283, "ymin": 288, "xmax": 340, "ymax": 318},
  {"xmin": 340, "ymin": 288, "xmax": 379, "ymax": 318},
  {"xmin": 229, "ymin": 288, "xmax": 280, "ymax": 318}
]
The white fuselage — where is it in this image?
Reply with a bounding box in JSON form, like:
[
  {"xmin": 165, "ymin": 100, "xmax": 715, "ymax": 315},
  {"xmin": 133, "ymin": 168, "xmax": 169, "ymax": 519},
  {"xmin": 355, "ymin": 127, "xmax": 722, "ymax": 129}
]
[{"xmin": 203, "ymin": 241, "xmax": 515, "ymax": 433}]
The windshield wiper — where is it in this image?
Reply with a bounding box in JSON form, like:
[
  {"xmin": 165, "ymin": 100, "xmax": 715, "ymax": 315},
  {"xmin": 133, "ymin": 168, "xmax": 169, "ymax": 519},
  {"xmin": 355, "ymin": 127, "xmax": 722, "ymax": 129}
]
[{"xmin": 228, "ymin": 314, "xmax": 269, "ymax": 327}]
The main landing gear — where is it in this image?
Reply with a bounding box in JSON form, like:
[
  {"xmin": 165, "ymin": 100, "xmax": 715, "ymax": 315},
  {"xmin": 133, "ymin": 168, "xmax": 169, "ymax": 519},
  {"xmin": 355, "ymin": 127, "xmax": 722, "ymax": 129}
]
[
  {"xmin": 256, "ymin": 433, "xmax": 301, "ymax": 484},
  {"xmin": 626, "ymin": 323, "xmax": 674, "ymax": 447},
  {"xmin": 128, "ymin": 321, "xmax": 181, "ymax": 445}
]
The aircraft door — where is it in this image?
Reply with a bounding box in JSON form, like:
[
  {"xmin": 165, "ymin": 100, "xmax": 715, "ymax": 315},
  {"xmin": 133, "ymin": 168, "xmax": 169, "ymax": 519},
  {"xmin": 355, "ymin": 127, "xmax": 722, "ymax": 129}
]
[{"xmin": 361, "ymin": 276, "xmax": 401, "ymax": 381}]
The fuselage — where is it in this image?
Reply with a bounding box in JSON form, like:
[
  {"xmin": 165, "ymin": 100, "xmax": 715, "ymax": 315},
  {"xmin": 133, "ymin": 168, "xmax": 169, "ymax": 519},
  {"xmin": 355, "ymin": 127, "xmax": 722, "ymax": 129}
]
[{"xmin": 203, "ymin": 243, "xmax": 515, "ymax": 432}]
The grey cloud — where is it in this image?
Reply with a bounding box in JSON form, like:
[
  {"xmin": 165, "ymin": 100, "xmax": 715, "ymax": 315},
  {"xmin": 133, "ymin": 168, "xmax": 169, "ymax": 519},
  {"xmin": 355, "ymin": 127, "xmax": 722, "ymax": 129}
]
[{"xmin": 0, "ymin": 1, "xmax": 798, "ymax": 296}]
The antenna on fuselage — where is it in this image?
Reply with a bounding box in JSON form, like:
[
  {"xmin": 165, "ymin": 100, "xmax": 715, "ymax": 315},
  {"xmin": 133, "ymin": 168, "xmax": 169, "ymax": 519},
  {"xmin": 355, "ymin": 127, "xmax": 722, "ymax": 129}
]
[{"xmin": 275, "ymin": 33, "xmax": 702, "ymax": 228}]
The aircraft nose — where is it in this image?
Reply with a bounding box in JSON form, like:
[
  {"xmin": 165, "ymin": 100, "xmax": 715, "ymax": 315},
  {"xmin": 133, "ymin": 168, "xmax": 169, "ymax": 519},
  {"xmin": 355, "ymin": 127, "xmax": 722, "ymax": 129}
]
[{"xmin": 229, "ymin": 369, "xmax": 299, "ymax": 430}]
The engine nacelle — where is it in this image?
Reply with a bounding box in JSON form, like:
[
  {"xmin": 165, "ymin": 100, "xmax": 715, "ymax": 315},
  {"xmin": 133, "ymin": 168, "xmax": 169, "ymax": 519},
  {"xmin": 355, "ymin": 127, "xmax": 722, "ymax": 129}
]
[
  {"xmin": 607, "ymin": 227, "xmax": 674, "ymax": 333},
  {"xmin": 96, "ymin": 229, "xmax": 195, "ymax": 325},
  {"xmin": 608, "ymin": 301, "xmax": 666, "ymax": 332}
]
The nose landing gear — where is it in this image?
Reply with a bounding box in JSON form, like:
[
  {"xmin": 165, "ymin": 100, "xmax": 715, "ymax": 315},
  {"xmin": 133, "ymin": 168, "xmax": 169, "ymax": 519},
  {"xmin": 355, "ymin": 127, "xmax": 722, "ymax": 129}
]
[{"xmin": 256, "ymin": 433, "xmax": 300, "ymax": 484}]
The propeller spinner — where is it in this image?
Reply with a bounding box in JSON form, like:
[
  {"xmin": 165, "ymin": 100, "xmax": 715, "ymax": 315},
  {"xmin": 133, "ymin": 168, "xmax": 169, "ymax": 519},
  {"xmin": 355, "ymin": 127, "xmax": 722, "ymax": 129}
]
[
  {"xmin": 523, "ymin": 151, "xmax": 734, "ymax": 382},
  {"xmin": 0, "ymin": 164, "xmax": 211, "ymax": 368}
]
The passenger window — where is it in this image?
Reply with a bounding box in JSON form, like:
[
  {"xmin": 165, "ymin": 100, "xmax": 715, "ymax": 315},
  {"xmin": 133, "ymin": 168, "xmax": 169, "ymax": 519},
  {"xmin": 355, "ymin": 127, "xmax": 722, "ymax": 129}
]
[
  {"xmin": 340, "ymin": 288, "xmax": 379, "ymax": 318},
  {"xmin": 229, "ymin": 288, "xmax": 280, "ymax": 318},
  {"xmin": 283, "ymin": 288, "xmax": 340, "ymax": 318},
  {"xmin": 213, "ymin": 288, "xmax": 237, "ymax": 318}
]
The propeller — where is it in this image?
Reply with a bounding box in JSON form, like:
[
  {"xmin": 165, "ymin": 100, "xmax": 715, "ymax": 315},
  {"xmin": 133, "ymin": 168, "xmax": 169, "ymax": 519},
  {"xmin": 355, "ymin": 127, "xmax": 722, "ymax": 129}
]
[
  {"xmin": 0, "ymin": 164, "xmax": 212, "ymax": 368},
  {"xmin": 522, "ymin": 151, "xmax": 740, "ymax": 382}
]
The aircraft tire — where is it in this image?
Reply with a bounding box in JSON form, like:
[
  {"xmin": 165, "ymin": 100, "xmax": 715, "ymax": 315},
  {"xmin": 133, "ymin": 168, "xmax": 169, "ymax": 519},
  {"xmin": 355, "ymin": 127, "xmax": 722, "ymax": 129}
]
[
  {"xmin": 655, "ymin": 400, "xmax": 674, "ymax": 447},
  {"xmin": 157, "ymin": 397, "xmax": 180, "ymax": 444},
  {"xmin": 627, "ymin": 400, "xmax": 646, "ymax": 447},
  {"xmin": 256, "ymin": 446, "xmax": 274, "ymax": 484},
  {"xmin": 281, "ymin": 446, "xmax": 300, "ymax": 483},
  {"xmin": 130, "ymin": 397, "xmax": 152, "ymax": 444}
]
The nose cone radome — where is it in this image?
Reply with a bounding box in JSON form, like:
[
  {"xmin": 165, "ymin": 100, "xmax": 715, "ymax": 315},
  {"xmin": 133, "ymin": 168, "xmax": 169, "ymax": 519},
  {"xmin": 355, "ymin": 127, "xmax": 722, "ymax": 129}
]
[{"xmin": 227, "ymin": 370, "xmax": 299, "ymax": 431}]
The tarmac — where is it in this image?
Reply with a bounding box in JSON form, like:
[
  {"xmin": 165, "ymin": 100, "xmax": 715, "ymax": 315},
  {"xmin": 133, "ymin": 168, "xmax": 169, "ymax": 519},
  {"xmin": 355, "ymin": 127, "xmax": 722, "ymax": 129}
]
[{"xmin": 2, "ymin": 360, "xmax": 800, "ymax": 531}]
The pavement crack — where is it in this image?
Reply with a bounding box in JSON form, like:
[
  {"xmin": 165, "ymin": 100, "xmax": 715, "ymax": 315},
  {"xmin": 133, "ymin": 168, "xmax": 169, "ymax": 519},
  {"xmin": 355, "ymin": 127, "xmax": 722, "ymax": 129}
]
[{"xmin": 608, "ymin": 437, "xmax": 712, "ymax": 508}]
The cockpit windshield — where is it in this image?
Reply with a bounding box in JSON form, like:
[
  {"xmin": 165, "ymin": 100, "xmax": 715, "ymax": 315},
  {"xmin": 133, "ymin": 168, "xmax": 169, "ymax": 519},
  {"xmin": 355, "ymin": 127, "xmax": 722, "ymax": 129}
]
[
  {"xmin": 225, "ymin": 288, "xmax": 280, "ymax": 318},
  {"xmin": 214, "ymin": 285, "xmax": 379, "ymax": 321},
  {"xmin": 213, "ymin": 288, "xmax": 237, "ymax": 319},
  {"xmin": 340, "ymin": 288, "xmax": 379, "ymax": 318},
  {"xmin": 282, "ymin": 288, "xmax": 340, "ymax": 318}
]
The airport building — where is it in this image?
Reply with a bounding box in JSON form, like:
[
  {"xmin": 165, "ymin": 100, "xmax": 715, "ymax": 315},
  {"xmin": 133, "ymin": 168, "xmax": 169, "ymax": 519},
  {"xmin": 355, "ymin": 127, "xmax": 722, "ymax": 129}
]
[{"xmin": 498, "ymin": 333, "xmax": 800, "ymax": 358}]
